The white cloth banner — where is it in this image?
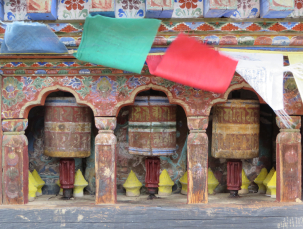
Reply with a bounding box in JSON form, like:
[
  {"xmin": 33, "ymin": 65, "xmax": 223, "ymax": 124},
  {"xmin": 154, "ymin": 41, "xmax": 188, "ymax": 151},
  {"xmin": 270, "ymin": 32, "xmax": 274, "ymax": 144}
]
[{"xmin": 221, "ymin": 51, "xmax": 292, "ymax": 127}]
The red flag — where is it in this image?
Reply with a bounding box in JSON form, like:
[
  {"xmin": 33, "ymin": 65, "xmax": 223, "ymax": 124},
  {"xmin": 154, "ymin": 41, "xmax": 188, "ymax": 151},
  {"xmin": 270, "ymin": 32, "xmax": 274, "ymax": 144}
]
[{"xmin": 146, "ymin": 34, "xmax": 238, "ymax": 94}]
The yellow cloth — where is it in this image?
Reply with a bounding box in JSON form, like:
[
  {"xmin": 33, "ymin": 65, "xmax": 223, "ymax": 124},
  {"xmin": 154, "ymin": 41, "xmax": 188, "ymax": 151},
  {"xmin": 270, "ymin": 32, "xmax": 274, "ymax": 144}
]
[{"xmin": 287, "ymin": 54, "xmax": 303, "ymax": 101}]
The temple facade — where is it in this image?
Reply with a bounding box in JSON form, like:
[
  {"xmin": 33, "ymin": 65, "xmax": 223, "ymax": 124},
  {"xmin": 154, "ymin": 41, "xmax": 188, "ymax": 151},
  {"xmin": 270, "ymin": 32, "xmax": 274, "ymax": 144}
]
[{"xmin": 0, "ymin": 0, "xmax": 302, "ymax": 209}]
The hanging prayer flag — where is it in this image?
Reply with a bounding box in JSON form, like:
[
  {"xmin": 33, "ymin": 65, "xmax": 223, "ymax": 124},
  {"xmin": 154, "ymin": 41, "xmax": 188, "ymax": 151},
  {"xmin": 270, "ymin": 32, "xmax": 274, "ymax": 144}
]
[
  {"xmin": 1, "ymin": 22, "xmax": 68, "ymax": 54},
  {"xmin": 146, "ymin": 34, "xmax": 238, "ymax": 94},
  {"xmin": 74, "ymin": 15, "xmax": 161, "ymax": 74},
  {"xmin": 221, "ymin": 51, "xmax": 292, "ymax": 127}
]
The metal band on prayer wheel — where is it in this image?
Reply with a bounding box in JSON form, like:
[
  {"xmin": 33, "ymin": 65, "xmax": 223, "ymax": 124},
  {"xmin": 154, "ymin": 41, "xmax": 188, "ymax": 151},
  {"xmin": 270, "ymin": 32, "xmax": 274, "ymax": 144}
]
[
  {"xmin": 211, "ymin": 99, "xmax": 260, "ymax": 159},
  {"xmin": 128, "ymin": 96, "xmax": 177, "ymax": 156},
  {"xmin": 44, "ymin": 97, "xmax": 91, "ymax": 158}
]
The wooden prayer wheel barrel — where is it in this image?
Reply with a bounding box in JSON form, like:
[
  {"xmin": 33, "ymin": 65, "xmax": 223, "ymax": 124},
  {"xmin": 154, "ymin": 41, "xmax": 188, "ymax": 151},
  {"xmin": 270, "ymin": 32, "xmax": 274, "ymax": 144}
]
[
  {"xmin": 44, "ymin": 97, "xmax": 92, "ymax": 158},
  {"xmin": 211, "ymin": 99, "xmax": 260, "ymax": 159},
  {"xmin": 128, "ymin": 96, "xmax": 177, "ymax": 156}
]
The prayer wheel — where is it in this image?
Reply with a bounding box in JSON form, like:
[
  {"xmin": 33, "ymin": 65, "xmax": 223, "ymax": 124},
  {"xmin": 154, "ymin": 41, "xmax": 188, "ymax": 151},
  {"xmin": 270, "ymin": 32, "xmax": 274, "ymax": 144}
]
[
  {"xmin": 128, "ymin": 96, "xmax": 177, "ymax": 156},
  {"xmin": 128, "ymin": 96, "xmax": 177, "ymax": 196},
  {"xmin": 211, "ymin": 99, "xmax": 260, "ymax": 159},
  {"xmin": 44, "ymin": 97, "xmax": 92, "ymax": 158},
  {"xmin": 44, "ymin": 97, "xmax": 92, "ymax": 198},
  {"xmin": 212, "ymin": 99, "xmax": 260, "ymax": 197}
]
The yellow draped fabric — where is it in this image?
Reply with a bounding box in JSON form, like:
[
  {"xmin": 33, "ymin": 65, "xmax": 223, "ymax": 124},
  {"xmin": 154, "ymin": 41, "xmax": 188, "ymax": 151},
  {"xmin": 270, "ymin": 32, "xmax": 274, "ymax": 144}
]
[{"xmin": 288, "ymin": 54, "xmax": 303, "ymax": 102}]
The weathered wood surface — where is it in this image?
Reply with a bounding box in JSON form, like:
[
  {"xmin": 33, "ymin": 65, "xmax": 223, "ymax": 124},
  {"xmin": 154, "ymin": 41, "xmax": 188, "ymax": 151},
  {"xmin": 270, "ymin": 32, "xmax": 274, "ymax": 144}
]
[
  {"xmin": 187, "ymin": 116, "xmax": 208, "ymax": 204},
  {"xmin": 2, "ymin": 135, "xmax": 28, "ymax": 204},
  {"xmin": 1, "ymin": 204, "xmax": 303, "ymax": 228},
  {"xmin": 276, "ymin": 116, "xmax": 302, "ymax": 202},
  {"xmin": 95, "ymin": 117, "xmax": 117, "ymax": 204},
  {"xmin": 2, "ymin": 119, "xmax": 29, "ymax": 205}
]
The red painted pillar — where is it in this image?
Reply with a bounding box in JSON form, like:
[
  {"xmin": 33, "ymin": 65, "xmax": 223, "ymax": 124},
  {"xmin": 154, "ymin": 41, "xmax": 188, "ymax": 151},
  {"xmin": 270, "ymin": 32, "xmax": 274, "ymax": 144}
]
[
  {"xmin": 276, "ymin": 116, "xmax": 301, "ymax": 202},
  {"xmin": 2, "ymin": 119, "xmax": 28, "ymax": 205},
  {"xmin": 226, "ymin": 160, "xmax": 242, "ymax": 197},
  {"xmin": 187, "ymin": 116, "xmax": 209, "ymax": 204},
  {"xmin": 145, "ymin": 157, "xmax": 160, "ymax": 194},
  {"xmin": 95, "ymin": 117, "xmax": 117, "ymax": 204}
]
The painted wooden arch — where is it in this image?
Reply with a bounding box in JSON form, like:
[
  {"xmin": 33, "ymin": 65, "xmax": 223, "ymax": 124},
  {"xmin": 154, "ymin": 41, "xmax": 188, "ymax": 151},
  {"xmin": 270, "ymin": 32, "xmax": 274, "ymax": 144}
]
[
  {"xmin": 207, "ymin": 81, "xmax": 265, "ymax": 115},
  {"xmin": 19, "ymin": 85, "xmax": 96, "ymax": 119},
  {"xmin": 113, "ymin": 83, "xmax": 190, "ymax": 117}
]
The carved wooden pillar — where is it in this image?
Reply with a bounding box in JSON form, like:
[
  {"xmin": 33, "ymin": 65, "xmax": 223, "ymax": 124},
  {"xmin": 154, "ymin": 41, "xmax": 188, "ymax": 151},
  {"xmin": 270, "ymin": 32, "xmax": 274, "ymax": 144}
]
[
  {"xmin": 187, "ymin": 116, "xmax": 209, "ymax": 204},
  {"xmin": 2, "ymin": 119, "xmax": 28, "ymax": 205},
  {"xmin": 276, "ymin": 116, "xmax": 301, "ymax": 202},
  {"xmin": 95, "ymin": 117, "xmax": 117, "ymax": 204}
]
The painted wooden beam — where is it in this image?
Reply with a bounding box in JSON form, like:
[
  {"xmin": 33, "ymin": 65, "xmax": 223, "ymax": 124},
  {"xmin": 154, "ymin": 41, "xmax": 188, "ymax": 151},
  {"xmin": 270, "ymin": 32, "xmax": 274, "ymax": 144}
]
[
  {"xmin": 260, "ymin": 0, "xmax": 294, "ymax": 18},
  {"xmin": 204, "ymin": 0, "xmax": 237, "ymax": 18},
  {"xmin": 27, "ymin": 0, "xmax": 57, "ymax": 20},
  {"xmin": 89, "ymin": 0, "xmax": 115, "ymax": 17},
  {"xmin": 145, "ymin": 0, "xmax": 174, "ymax": 18},
  {"xmin": 276, "ymin": 116, "xmax": 302, "ymax": 202}
]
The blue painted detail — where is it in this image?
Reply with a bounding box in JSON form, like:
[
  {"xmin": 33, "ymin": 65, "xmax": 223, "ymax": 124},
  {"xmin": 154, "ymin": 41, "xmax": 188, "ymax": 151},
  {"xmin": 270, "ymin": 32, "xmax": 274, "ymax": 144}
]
[
  {"xmin": 232, "ymin": 22, "xmax": 253, "ymax": 30},
  {"xmin": 222, "ymin": 9, "xmax": 236, "ymax": 17},
  {"xmin": 184, "ymin": 22, "xmax": 204, "ymax": 30},
  {"xmin": 248, "ymin": 8, "xmax": 258, "ymax": 18},
  {"xmin": 118, "ymin": 9, "xmax": 127, "ymax": 17},
  {"xmin": 60, "ymin": 37, "xmax": 76, "ymax": 47},
  {"xmin": 0, "ymin": 0, "xmax": 4, "ymax": 20},
  {"xmin": 11, "ymin": 62, "xmax": 22, "ymax": 67},
  {"xmin": 280, "ymin": 22, "xmax": 298, "ymax": 30},
  {"xmin": 260, "ymin": 0, "xmax": 294, "ymax": 18},
  {"xmin": 89, "ymin": 11, "xmax": 115, "ymax": 17},
  {"xmin": 37, "ymin": 62, "xmax": 48, "ymax": 66},
  {"xmin": 48, "ymin": 23, "xmax": 69, "ymax": 32},
  {"xmin": 35, "ymin": 70, "xmax": 47, "ymax": 74},
  {"xmin": 22, "ymin": 77, "xmax": 33, "ymax": 86},
  {"xmin": 79, "ymin": 69, "xmax": 91, "ymax": 74},
  {"xmin": 272, "ymin": 36, "xmax": 290, "ymax": 46},
  {"xmin": 27, "ymin": 0, "xmax": 58, "ymax": 20},
  {"xmin": 145, "ymin": 9, "xmax": 174, "ymax": 18},
  {"xmin": 203, "ymin": 0, "xmax": 236, "ymax": 18},
  {"xmin": 136, "ymin": 9, "xmax": 144, "ymax": 17},
  {"xmin": 232, "ymin": 10, "xmax": 240, "ymax": 18},
  {"xmin": 160, "ymin": 136, "xmax": 187, "ymax": 181},
  {"xmin": 67, "ymin": 77, "xmax": 82, "ymax": 89},
  {"xmin": 150, "ymin": 47, "xmax": 168, "ymax": 53},
  {"xmin": 203, "ymin": 35, "xmax": 219, "ymax": 45},
  {"xmin": 0, "ymin": 70, "xmax": 3, "ymax": 74},
  {"xmin": 7, "ymin": 12, "xmax": 15, "ymax": 20},
  {"xmin": 63, "ymin": 62, "xmax": 76, "ymax": 66}
]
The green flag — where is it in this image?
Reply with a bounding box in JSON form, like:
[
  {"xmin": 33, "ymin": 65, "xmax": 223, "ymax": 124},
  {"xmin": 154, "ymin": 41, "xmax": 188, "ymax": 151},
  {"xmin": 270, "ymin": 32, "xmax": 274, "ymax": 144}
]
[{"xmin": 74, "ymin": 15, "xmax": 161, "ymax": 74}]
